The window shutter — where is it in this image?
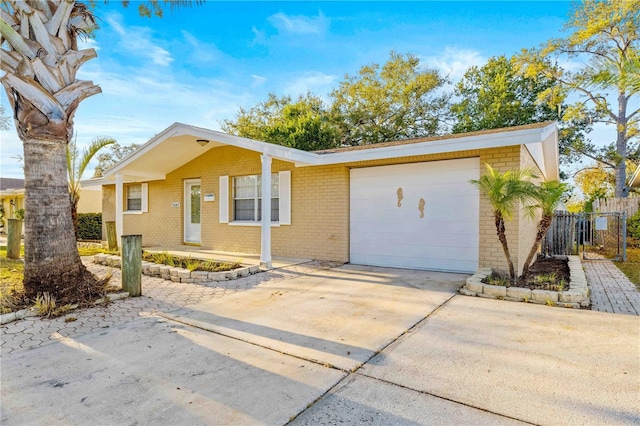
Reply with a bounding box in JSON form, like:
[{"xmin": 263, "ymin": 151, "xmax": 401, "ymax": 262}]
[
  {"xmin": 219, "ymin": 175, "xmax": 229, "ymax": 223},
  {"xmin": 141, "ymin": 183, "xmax": 148, "ymax": 213},
  {"xmin": 279, "ymin": 170, "xmax": 291, "ymax": 225}
]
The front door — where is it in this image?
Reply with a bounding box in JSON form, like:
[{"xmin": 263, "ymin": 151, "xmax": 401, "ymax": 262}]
[{"xmin": 184, "ymin": 179, "xmax": 201, "ymax": 244}]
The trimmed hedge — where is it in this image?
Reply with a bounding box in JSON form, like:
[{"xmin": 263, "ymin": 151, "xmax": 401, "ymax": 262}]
[{"xmin": 78, "ymin": 213, "xmax": 102, "ymax": 240}]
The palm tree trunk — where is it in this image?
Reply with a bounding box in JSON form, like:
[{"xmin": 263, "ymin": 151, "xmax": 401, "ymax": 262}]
[
  {"xmin": 520, "ymin": 214, "xmax": 554, "ymax": 280},
  {"xmin": 22, "ymin": 136, "xmax": 99, "ymax": 300},
  {"xmin": 71, "ymin": 199, "xmax": 79, "ymax": 241},
  {"xmin": 495, "ymin": 213, "xmax": 516, "ymax": 280}
]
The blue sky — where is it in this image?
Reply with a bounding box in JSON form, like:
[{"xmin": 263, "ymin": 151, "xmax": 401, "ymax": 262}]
[{"xmin": 1, "ymin": 1, "xmax": 584, "ymax": 178}]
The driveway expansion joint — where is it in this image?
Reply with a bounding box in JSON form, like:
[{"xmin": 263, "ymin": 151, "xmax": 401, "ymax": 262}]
[{"xmin": 286, "ymin": 291, "xmax": 461, "ymax": 425}]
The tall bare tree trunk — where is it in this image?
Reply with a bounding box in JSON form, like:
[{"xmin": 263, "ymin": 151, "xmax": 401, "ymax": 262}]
[
  {"xmin": 615, "ymin": 91, "xmax": 628, "ymax": 197},
  {"xmin": 22, "ymin": 136, "xmax": 97, "ymax": 300}
]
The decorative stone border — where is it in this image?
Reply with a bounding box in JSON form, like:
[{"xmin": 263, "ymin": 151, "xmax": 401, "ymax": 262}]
[
  {"xmin": 0, "ymin": 292, "xmax": 129, "ymax": 325},
  {"xmin": 459, "ymin": 255, "xmax": 590, "ymax": 309},
  {"xmin": 93, "ymin": 254, "xmax": 260, "ymax": 284}
]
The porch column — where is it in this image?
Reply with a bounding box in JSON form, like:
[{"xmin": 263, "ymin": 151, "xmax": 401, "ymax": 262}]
[
  {"xmin": 260, "ymin": 154, "xmax": 272, "ymax": 268},
  {"xmin": 115, "ymin": 173, "xmax": 124, "ymax": 243}
]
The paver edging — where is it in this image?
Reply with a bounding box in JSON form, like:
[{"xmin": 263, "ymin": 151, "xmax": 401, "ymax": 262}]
[
  {"xmin": 459, "ymin": 255, "xmax": 590, "ymax": 309},
  {"xmin": 93, "ymin": 254, "xmax": 259, "ymax": 284},
  {"xmin": 0, "ymin": 291, "xmax": 129, "ymax": 326}
]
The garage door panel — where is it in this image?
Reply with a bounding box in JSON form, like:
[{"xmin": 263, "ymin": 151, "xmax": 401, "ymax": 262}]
[
  {"xmin": 350, "ymin": 253, "xmax": 479, "ymax": 272},
  {"xmin": 352, "ymin": 228, "xmax": 479, "ymax": 247},
  {"xmin": 350, "ymin": 158, "xmax": 479, "ymax": 273},
  {"xmin": 351, "ymin": 244, "xmax": 478, "ymax": 262}
]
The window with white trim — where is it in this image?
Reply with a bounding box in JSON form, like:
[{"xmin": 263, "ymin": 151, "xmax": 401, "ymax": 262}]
[
  {"xmin": 233, "ymin": 174, "xmax": 279, "ymax": 222},
  {"xmin": 127, "ymin": 185, "xmax": 142, "ymax": 211}
]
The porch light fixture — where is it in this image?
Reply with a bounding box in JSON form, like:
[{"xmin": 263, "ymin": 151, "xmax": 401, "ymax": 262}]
[{"xmin": 196, "ymin": 139, "xmax": 209, "ymax": 147}]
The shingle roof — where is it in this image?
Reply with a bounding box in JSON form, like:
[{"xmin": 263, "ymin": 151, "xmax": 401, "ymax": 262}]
[
  {"xmin": 0, "ymin": 178, "xmax": 25, "ymax": 191},
  {"xmin": 313, "ymin": 122, "xmax": 556, "ymax": 154}
]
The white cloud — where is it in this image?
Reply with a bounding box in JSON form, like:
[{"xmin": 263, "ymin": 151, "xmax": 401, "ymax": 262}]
[
  {"xmin": 251, "ymin": 26, "xmax": 266, "ymax": 45},
  {"xmin": 267, "ymin": 12, "xmax": 329, "ymax": 35},
  {"xmin": 251, "ymin": 75, "xmax": 267, "ymax": 88},
  {"xmin": 106, "ymin": 16, "xmax": 173, "ymax": 66},
  {"xmin": 78, "ymin": 37, "xmax": 100, "ymax": 51},
  {"xmin": 283, "ymin": 71, "xmax": 338, "ymax": 97},
  {"xmin": 423, "ymin": 47, "xmax": 487, "ymax": 83}
]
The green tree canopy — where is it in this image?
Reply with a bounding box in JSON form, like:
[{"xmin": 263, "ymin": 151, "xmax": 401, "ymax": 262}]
[
  {"xmin": 93, "ymin": 142, "xmax": 141, "ymax": 177},
  {"xmin": 519, "ymin": 0, "xmax": 640, "ymax": 197},
  {"xmin": 450, "ymin": 55, "xmax": 561, "ymax": 132},
  {"xmin": 221, "ymin": 93, "xmax": 339, "ymax": 151},
  {"xmin": 330, "ymin": 51, "xmax": 449, "ymax": 146}
]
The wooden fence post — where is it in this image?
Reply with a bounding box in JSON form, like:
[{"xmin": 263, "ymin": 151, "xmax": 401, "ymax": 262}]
[
  {"xmin": 121, "ymin": 234, "xmax": 142, "ymax": 297},
  {"xmin": 106, "ymin": 221, "xmax": 118, "ymax": 251},
  {"xmin": 7, "ymin": 218, "xmax": 22, "ymax": 259}
]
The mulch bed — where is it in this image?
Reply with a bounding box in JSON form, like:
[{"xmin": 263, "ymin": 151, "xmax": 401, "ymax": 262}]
[{"xmin": 484, "ymin": 257, "xmax": 571, "ymax": 291}]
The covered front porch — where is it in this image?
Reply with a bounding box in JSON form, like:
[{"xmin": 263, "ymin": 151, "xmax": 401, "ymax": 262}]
[
  {"xmin": 87, "ymin": 122, "xmax": 319, "ymax": 269},
  {"xmin": 141, "ymin": 245, "xmax": 310, "ymax": 270}
]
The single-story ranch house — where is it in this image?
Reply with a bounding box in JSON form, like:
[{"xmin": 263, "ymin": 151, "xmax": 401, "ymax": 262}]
[{"xmin": 94, "ymin": 121, "xmax": 558, "ymax": 274}]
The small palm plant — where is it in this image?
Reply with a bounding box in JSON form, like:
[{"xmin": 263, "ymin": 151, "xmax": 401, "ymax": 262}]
[
  {"xmin": 520, "ymin": 180, "xmax": 569, "ymax": 280},
  {"xmin": 470, "ymin": 164, "xmax": 538, "ymax": 281},
  {"xmin": 67, "ymin": 136, "xmax": 116, "ymax": 239}
]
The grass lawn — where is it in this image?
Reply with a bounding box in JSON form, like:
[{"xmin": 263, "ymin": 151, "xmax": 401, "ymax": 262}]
[
  {"xmin": 1, "ymin": 246, "xmax": 25, "ymax": 313},
  {"xmin": 1, "ymin": 245, "xmax": 113, "ymax": 313},
  {"xmin": 615, "ymin": 245, "xmax": 640, "ymax": 290}
]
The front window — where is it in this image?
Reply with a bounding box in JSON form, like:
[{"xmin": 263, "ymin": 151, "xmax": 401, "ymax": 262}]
[
  {"xmin": 233, "ymin": 174, "xmax": 279, "ymax": 221},
  {"xmin": 127, "ymin": 185, "xmax": 142, "ymax": 211}
]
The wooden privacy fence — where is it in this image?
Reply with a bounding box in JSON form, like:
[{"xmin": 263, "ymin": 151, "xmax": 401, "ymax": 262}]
[
  {"xmin": 542, "ymin": 212, "xmax": 577, "ymax": 256},
  {"xmin": 592, "ymin": 197, "xmax": 639, "ymax": 217}
]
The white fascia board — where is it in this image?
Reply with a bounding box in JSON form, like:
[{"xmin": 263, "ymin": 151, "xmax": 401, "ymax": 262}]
[
  {"xmin": 103, "ymin": 123, "xmax": 184, "ymax": 178},
  {"xmin": 79, "ymin": 177, "xmax": 110, "ymax": 188},
  {"xmin": 303, "ymin": 125, "xmax": 553, "ymax": 167},
  {"xmin": 173, "ymin": 123, "xmax": 319, "ymax": 165}
]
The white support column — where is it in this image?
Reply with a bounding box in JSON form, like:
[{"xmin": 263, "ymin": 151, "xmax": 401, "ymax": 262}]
[
  {"xmin": 115, "ymin": 173, "xmax": 124, "ymax": 243},
  {"xmin": 260, "ymin": 154, "xmax": 272, "ymax": 269}
]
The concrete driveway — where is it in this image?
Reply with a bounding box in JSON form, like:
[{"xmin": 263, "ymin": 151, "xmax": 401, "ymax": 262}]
[{"xmin": 1, "ymin": 264, "xmax": 638, "ymax": 425}]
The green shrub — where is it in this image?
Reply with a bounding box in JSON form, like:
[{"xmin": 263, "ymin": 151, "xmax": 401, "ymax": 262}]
[
  {"xmin": 77, "ymin": 213, "xmax": 102, "ymax": 240},
  {"xmin": 628, "ymin": 210, "xmax": 640, "ymax": 239}
]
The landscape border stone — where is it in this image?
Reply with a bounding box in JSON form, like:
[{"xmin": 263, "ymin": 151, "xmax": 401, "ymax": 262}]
[
  {"xmin": 93, "ymin": 254, "xmax": 259, "ymax": 284},
  {"xmin": 459, "ymin": 255, "xmax": 590, "ymax": 309}
]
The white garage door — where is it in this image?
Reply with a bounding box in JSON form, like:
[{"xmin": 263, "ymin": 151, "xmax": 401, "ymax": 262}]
[{"xmin": 350, "ymin": 158, "xmax": 479, "ymax": 273}]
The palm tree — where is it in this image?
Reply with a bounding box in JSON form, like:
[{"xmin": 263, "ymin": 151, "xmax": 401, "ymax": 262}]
[
  {"xmin": 67, "ymin": 136, "xmax": 115, "ymax": 239},
  {"xmin": 470, "ymin": 164, "xmax": 538, "ymax": 281},
  {"xmin": 519, "ymin": 180, "xmax": 569, "ymax": 280},
  {"xmin": 1, "ymin": 1, "xmax": 200, "ymax": 301},
  {"xmin": 1, "ymin": 1, "xmax": 103, "ymax": 300}
]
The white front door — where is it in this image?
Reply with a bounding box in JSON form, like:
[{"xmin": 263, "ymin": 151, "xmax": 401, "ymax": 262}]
[{"xmin": 184, "ymin": 179, "xmax": 201, "ymax": 244}]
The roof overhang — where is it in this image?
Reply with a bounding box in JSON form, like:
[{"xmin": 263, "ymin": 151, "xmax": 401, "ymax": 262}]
[
  {"xmin": 306, "ymin": 122, "xmax": 559, "ymax": 180},
  {"xmin": 100, "ymin": 121, "xmax": 559, "ymax": 183},
  {"xmin": 101, "ymin": 122, "xmax": 319, "ymax": 182}
]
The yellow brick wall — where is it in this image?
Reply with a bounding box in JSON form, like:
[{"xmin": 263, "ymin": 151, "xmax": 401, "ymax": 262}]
[
  {"xmin": 104, "ymin": 143, "xmax": 537, "ymax": 271},
  {"xmin": 476, "ymin": 146, "xmax": 523, "ymax": 273}
]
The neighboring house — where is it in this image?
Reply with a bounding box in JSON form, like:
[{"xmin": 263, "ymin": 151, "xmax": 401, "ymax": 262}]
[
  {"xmin": 0, "ymin": 177, "xmax": 102, "ymax": 233},
  {"xmin": 99, "ymin": 121, "xmax": 558, "ymax": 274},
  {"xmin": 0, "ymin": 178, "xmax": 25, "ymax": 232}
]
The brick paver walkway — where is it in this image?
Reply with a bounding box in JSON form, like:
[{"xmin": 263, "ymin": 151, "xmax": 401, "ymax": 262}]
[
  {"xmin": 0, "ymin": 258, "xmax": 321, "ymax": 354},
  {"xmin": 584, "ymin": 259, "xmax": 640, "ymax": 315}
]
